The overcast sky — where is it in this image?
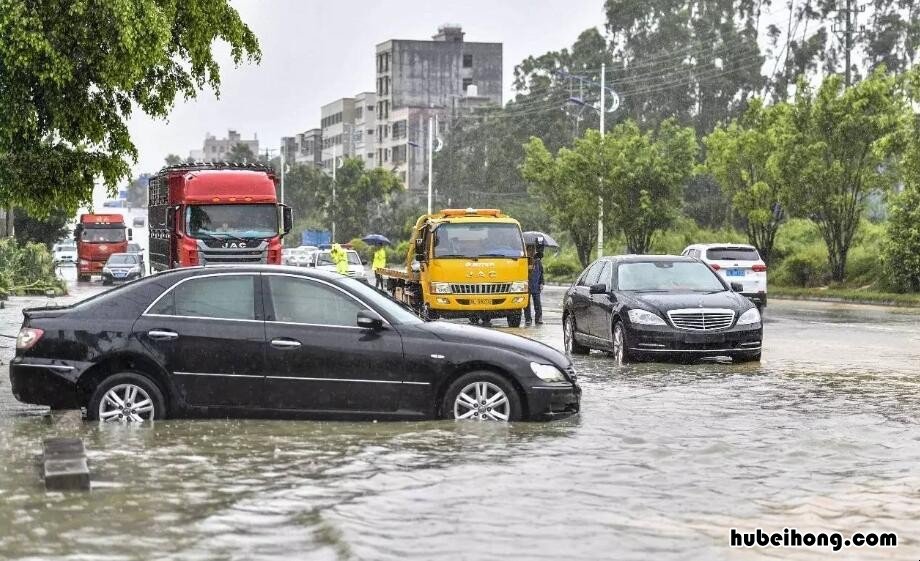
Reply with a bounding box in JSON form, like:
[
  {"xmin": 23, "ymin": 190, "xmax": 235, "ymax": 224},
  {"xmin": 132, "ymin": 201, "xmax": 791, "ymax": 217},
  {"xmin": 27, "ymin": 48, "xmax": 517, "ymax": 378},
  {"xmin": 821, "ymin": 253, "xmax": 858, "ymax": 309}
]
[{"xmin": 125, "ymin": 0, "xmax": 605, "ymax": 177}]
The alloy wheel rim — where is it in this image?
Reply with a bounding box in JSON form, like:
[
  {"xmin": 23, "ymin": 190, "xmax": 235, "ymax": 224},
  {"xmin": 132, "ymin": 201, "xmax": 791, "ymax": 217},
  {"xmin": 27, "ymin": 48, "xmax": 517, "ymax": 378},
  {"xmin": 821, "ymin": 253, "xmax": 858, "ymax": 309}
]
[
  {"xmin": 453, "ymin": 381, "xmax": 510, "ymax": 421},
  {"xmin": 613, "ymin": 326, "xmax": 624, "ymax": 365},
  {"xmin": 99, "ymin": 384, "xmax": 155, "ymax": 422},
  {"xmin": 564, "ymin": 317, "xmax": 573, "ymax": 352}
]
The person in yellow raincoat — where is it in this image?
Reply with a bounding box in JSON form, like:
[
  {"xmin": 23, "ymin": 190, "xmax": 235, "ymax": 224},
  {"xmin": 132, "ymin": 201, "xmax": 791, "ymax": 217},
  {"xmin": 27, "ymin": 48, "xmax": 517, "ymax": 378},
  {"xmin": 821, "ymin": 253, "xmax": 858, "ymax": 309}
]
[
  {"xmin": 330, "ymin": 243, "xmax": 348, "ymax": 275},
  {"xmin": 372, "ymin": 246, "xmax": 387, "ymax": 289}
]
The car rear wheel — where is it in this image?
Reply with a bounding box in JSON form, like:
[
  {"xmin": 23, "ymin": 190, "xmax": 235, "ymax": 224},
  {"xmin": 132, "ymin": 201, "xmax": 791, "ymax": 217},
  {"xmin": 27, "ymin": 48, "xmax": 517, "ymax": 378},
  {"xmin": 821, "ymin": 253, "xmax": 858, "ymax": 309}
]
[
  {"xmin": 612, "ymin": 322, "xmax": 631, "ymax": 365},
  {"xmin": 443, "ymin": 371, "xmax": 522, "ymax": 422},
  {"xmin": 87, "ymin": 372, "xmax": 166, "ymax": 422},
  {"xmin": 564, "ymin": 314, "xmax": 589, "ymax": 355}
]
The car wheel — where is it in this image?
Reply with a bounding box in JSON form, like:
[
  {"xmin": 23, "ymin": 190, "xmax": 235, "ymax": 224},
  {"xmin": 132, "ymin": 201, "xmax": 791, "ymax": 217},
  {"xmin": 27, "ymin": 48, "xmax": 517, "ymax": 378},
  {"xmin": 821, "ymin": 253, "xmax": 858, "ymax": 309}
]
[
  {"xmin": 468, "ymin": 316, "xmax": 481, "ymax": 325},
  {"xmin": 563, "ymin": 314, "xmax": 589, "ymax": 355},
  {"xmin": 612, "ymin": 322, "xmax": 631, "ymax": 365},
  {"xmin": 87, "ymin": 372, "xmax": 166, "ymax": 422},
  {"xmin": 443, "ymin": 371, "xmax": 522, "ymax": 422},
  {"xmin": 102, "ymin": 279, "xmax": 112, "ymax": 286},
  {"xmin": 506, "ymin": 312, "xmax": 522, "ymax": 328}
]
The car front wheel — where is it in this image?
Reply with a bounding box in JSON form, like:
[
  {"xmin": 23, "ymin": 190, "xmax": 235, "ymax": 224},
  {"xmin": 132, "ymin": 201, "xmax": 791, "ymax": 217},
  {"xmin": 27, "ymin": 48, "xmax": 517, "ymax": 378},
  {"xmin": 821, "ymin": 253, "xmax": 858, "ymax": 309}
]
[
  {"xmin": 612, "ymin": 322, "xmax": 631, "ymax": 365},
  {"xmin": 443, "ymin": 371, "xmax": 522, "ymax": 422},
  {"xmin": 87, "ymin": 372, "xmax": 166, "ymax": 422}
]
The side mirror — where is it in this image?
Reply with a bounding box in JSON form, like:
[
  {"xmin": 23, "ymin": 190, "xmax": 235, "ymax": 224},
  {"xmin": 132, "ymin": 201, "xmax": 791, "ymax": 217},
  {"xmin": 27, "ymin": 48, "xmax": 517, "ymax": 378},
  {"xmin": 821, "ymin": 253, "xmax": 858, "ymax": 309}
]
[
  {"xmin": 589, "ymin": 283, "xmax": 608, "ymax": 295},
  {"xmin": 730, "ymin": 282, "xmax": 743, "ymax": 292},
  {"xmin": 165, "ymin": 208, "xmax": 175, "ymax": 230},
  {"xmin": 281, "ymin": 205, "xmax": 293, "ymax": 235},
  {"xmin": 356, "ymin": 309, "xmax": 385, "ymax": 330},
  {"xmin": 127, "ymin": 228, "xmax": 133, "ymax": 241}
]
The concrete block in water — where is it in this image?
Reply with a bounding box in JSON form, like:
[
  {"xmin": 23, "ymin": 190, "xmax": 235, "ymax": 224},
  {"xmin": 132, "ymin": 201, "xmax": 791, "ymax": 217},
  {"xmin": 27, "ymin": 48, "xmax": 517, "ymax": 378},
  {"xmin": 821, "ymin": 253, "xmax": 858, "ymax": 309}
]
[{"xmin": 42, "ymin": 437, "xmax": 90, "ymax": 491}]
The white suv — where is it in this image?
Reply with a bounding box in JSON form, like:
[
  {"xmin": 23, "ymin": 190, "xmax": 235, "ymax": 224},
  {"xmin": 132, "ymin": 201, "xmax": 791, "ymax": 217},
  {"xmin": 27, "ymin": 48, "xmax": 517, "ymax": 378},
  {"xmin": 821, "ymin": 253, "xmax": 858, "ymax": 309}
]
[{"xmin": 682, "ymin": 243, "xmax": 767, "ymax": 309}]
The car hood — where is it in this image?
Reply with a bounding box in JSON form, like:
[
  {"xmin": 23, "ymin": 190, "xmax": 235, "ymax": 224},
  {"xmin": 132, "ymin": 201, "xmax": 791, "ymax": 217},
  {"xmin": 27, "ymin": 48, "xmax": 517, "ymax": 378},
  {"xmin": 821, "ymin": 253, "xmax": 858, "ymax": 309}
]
[
  {"xmin": 626, "ymin": 291, "xmax": 750, "ymax": 313},
  {"xmin": 419, "ymin": 320, "xmax": 570, "ymax": 369}
]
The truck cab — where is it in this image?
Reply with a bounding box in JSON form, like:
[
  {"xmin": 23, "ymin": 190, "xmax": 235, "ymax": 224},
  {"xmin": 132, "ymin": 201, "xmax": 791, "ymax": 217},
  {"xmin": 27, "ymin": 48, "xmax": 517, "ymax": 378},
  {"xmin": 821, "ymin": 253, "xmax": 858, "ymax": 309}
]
[
  {"xmin": 381, "ymin": 208, "xmax": 529, "ymax": 327},
  {"xmin": 75, "ymin": 214, "xmax": 130, "ymax": 282}
]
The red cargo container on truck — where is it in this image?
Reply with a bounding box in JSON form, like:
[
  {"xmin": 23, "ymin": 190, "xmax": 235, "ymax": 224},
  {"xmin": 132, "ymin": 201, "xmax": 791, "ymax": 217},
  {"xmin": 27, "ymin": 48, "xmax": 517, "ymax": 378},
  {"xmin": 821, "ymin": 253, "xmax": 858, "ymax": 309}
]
[
  {"xmin": 148, "ymin": 163, "xmax": 293, "ymax": 270},
  {"xmin": 74, "ymin": 213, "xmax": 130, "ymax": 282}
]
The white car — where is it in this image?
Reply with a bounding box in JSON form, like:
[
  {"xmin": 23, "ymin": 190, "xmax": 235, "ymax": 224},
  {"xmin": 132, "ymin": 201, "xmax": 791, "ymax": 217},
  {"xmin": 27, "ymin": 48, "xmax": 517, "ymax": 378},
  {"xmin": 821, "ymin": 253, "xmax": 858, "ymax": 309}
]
[
  {"xmin": 682, "ymin": 243, "xmax": 767, "ymax": 309},
  {"xmin": 310, "ymin": 249, "xmax": 368, "ymax": 282},
  {"xmin": 282, "ymin": 246, "xmax": 317, "ymax": 267},
  {"xmin": 52, "ymin": 241, "xmax": 77, "ymax": 264}
]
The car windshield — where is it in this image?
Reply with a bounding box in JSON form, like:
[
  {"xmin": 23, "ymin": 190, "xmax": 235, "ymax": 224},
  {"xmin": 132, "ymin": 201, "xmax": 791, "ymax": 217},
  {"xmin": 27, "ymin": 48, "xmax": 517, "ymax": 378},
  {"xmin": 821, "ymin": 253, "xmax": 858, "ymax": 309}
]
[
  {"xmin": 339, "ymin": 278, "xmax": 422, "ymax": 325},
  {"xmin": 707, "ymin": 247, "xmax": 761, "ymax": 261},
  {"xmin": 106, "ymin": 254, "xmax": 138, "ymax": 265},
  {"xmin": 186, "ymin": 204, "xmax": 278, "ymax": 239},
  {"xmin": 617, "ymin": 261, "xmax": 726, "ymax": 292},
  {"xmin": 347, "ymin": 252, "xmax": 361, "ymax": 265},
  {"xmin": 316, "ymin": 252, "xmax": 334, "ymax": 266},
  {"xmin": 433, "ymin": 223, "xmax": 524, "ymax": 258},
  {"xmin": 81, "ymin": 228, "xmax": 125, "ymax": 243}
]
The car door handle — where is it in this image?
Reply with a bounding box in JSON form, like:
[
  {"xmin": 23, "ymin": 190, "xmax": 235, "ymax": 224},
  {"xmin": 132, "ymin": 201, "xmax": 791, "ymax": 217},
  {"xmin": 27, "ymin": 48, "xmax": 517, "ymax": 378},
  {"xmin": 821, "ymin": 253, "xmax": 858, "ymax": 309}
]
[
  {"xmin": 148, "ymin": 330, "xmax": 179, "ymax": 341},
  {"xmin": 271, "ymin": 338, "xmax": 302, "ymax": 349}
]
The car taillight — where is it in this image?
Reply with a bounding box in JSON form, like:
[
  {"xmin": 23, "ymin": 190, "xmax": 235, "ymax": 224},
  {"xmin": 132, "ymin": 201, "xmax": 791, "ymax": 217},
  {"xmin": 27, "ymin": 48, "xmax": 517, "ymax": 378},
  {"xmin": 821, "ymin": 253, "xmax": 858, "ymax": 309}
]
[
  {"xmin": 752, "ymin": 264, "xmax": 767, "ymax": 272},
  {"xmin": 709, "ymin": 263, "xmax": 721, "ymax": 271},
  {"xmin": 17, "ymin": 327, "xmax": 44, "ymax": 350}
]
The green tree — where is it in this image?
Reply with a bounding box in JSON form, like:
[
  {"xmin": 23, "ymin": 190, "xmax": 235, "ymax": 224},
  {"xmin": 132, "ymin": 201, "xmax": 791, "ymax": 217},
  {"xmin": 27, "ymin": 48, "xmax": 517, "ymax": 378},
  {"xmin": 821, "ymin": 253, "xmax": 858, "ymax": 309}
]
[
  {"xmin": 604, "ymin": 120, "xmax": 698, "ymax": 254},
  {"xmin": 0, "ymin": 0, "xmax": 260, "ymax": 216},
  {"xmin": 164, "ymin": 154, "xmax": 184, "ymax": 166},
  {"xmin": 13, "ymin": 208, "xmax": 69, "ymax": 248},
  {"xmin": 318, "ymin": 159, "xmax": 402, "ymax": 242},
  {"xmin": 521, "ymin": 136, "xmax": 599, "ymax": 267},
  {"xmin": 704, "ymin": 99, "xmax": 791, "ymax": 264},
  {"xmin": 780, "ymin": 70, "xmax": 908, "ymax": 282},
  {"xmin": 226, "ymin": 143, "xmax": 256, "ymax": 163},
  {"xmin": 881, "ymin": 184, "xmax": 920, "ymax": 292},
  {"xmin": 283, "ymin": 162, "xmax": 330, "ymax": 229}
]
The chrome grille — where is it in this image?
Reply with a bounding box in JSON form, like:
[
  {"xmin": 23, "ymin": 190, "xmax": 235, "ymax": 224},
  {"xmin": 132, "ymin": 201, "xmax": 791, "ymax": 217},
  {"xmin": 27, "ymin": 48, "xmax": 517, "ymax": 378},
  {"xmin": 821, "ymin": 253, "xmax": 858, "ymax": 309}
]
[
  {"xmin": 197, "ymin": 240, "xmax": 267, "ymax": 265},
  {"xmin": 449, "ymin": 283, "xmax": 512, "ymax": 295},
  {"xmin": 667, "ymin": 309, "xmax": 735, "ymax": 331}
]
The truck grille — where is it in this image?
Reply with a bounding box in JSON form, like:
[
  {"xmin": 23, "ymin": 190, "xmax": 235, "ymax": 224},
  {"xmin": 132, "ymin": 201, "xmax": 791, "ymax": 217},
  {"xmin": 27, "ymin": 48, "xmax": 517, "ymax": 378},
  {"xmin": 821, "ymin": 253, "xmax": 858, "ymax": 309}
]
[
  {"xmin": 450, "ymin": 283, "xmax": 512, "ymax": 294},
  {"xmin": 198, "ymin": 240, "xmax": 267, "ymax": 265},
  {"xmin": 667, "ymin": 309, "xmax": 735, "ymax": 331}
]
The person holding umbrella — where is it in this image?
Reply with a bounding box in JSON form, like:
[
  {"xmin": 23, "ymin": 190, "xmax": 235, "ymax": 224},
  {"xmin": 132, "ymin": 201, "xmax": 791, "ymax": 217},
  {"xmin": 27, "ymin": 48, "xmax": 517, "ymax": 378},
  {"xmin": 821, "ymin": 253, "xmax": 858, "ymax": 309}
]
[
  {"xmin": 524, "ymin": 239, "xmax": 545, "ymax": 326},
  {"xmin": 362, "ymin": 234, "xmax": 392, "ymax": 290}
]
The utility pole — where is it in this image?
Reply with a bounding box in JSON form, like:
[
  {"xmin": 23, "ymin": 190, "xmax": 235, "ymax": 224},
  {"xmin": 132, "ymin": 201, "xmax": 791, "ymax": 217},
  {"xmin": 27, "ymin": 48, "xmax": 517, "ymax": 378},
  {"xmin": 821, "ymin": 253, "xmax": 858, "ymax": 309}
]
[
  {"xmin": 331, "ymin": 143, "xmax": 337, "ymax": 242},
  {"xmin": 834, "ymin": 0, "xmax": 862, "ymax": 87},
  {"xmin": 844, "ymin": 0, "xmax": 852, "ymax": 86},
  {"xmin": 598, "ymin": 63, "xmax": 605, "ymax": 260},
  {"xmin": 279, "ymin": 148, "xmax": 285, "ymax": 205},
  {"xmin": 427, "ymin": 116, "xmax": 434, "ymax": 215}
]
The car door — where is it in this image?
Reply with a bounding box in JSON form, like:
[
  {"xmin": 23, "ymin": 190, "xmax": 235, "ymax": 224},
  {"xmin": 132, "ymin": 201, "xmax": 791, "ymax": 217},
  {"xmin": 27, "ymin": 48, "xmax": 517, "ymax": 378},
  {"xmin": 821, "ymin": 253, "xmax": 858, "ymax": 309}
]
[
  {"xmin": 567, "ymin": 261, "xmax": 603, "ymax": 339},
  {"xmin": 586, "ymin": 261, "xmax": 616, "ymax": 341},
  {"xmin": 261, "ymin": 273, "xmax": 405, "ymax": 413},
  {"xmin": 134, "ymin": 272, "xmax": 266, "ymax": 408}
]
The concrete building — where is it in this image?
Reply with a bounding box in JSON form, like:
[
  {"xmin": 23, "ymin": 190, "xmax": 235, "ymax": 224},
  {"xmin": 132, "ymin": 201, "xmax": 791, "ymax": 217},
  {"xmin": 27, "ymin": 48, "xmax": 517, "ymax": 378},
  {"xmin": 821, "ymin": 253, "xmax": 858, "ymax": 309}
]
[
  {"xmin": 320, "ymin": 93, "xmax": 377, "ymax": 172},
  {"xmin": 281, "ymin": 128, "xmax": 323, "ymax": 168},
  {"xmin": 374, "ymin": 25, "xmax": 502, "ymax": 190},
  {"xmin": 352, "ymin": 92, "xmax": 377, "ymax": 167},
  {"xmin": 193, "ymin": 130, "xmax": 260, "ymax": 162}
]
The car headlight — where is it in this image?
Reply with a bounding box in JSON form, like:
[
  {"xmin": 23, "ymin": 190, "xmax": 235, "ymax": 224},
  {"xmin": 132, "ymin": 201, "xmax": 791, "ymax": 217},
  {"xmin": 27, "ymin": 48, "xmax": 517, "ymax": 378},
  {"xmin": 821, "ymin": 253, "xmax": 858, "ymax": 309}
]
[
  {"xmin": 102, "ymin": 267, "xmax": 111, "ymax": 273},
  {"xmin": 529, "ymin": 362, "xmax": 567, "ymax": 382},
  {"xmin": 627, "ymin": 309, "xmax": 666, "ymax": 326},
  {"xmin": 130, "ymin": 266, "xmax": 140, "ymax": 273},
  {"xmin": 737, "ymin": 307, "xmax": 761, "ymax": 325},
  {"xmin": 510, "ymin": 281, "xmax": 528, "ymax": 293},
  {"xmin": 430, "ymin": 282, "xmax": 451, "ymax": 294}
]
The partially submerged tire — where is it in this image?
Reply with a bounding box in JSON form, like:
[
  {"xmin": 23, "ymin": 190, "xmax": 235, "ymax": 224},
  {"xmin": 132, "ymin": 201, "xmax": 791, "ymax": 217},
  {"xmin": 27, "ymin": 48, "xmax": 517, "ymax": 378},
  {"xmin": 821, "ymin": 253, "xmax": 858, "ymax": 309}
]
[
  {"xmin": 564, "ymin": 314, "xmax": 589, "ymax": 355},
  {"xmin": 611, "ymin": 322, "xmax": 631, "ymax": 365},
  {"xmin": 443, "ymin": 371, "xmax": 522, "ymax": 422},
  {"xmin": 87, "ymin": 372, "xmax": 166, "ymax": 422}
]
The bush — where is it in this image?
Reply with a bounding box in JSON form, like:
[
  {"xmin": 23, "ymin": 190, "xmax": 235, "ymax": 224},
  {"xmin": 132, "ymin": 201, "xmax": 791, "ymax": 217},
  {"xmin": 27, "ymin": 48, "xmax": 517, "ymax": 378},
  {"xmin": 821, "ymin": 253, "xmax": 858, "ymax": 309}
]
[
  {"xmin": 773, "ymin": 246, "xmax": 829, "ymax": 287},
  {"xmin": 0, "ymin": 238, "xmax": 67, "ymax": 297},
  {"xmin": 543, "ymin": 254, "xmax": 581, "ymax": 282},
  {"xmin": 881, "ymin": 185, "xmax": 920, "ymax": 292},
  {"xmin": 348, "ymin": 238, "xmax": 372, "ymax": 262}
]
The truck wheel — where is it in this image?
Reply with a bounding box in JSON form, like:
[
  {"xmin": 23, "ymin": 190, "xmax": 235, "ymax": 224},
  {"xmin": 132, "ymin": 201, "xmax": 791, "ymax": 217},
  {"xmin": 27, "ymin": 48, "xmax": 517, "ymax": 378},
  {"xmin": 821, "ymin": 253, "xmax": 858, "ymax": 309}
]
[
  {"xmin": 506, "ymin": 312, "xmax": 522, "ymax": 328},
  {"xmin": 468, "ymin": 316, "xmax": 480, "ymax": 325}
]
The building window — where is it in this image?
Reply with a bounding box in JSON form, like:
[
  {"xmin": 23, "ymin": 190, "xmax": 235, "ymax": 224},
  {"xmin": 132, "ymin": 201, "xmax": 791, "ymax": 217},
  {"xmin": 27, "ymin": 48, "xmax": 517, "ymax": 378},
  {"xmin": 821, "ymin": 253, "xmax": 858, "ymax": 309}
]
[
  {"xmin": 355, "ymin": 107, "xmax": 363, "ymax": 120},
  {"xmin": 463, "ymin": 54, "xmax": 473, "ymax": 68},
  {"xmin": 368, "ymin": 153, "xmax": 374, "ymax": 160},
  {"xmin": 367, "ymin": 129, "xmax": 374, "ymax": 136},
  {"xmin": 367, "ymin": 105, "xmax": 374, "ymax": 112},
  {"xmin": 463, "ymin": 78, "xmax": 473, "ymax": 91}
]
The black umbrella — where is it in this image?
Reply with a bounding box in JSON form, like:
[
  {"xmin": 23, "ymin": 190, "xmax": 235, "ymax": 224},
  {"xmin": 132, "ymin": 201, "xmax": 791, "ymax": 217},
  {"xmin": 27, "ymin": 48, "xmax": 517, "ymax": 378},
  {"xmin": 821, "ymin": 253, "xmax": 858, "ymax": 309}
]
[
  {"xmin": 361, "ymin": 234, "xmax": 392, "ymax": 246},
  {"xmin": 522, "ymin": 231, "xmax": 559, "ymax": 248}
]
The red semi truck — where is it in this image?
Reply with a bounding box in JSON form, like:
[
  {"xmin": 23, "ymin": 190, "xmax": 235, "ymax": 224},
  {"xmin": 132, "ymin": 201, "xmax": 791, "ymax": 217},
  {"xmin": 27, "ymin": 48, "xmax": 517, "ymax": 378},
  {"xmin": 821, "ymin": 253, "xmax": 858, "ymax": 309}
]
[
  {"xmin": 74, "ymin": 213, "xmax": 130, "ymax": 282},
  {"xmin": 148, "ymin": 163, "xmax": 293, "ymax": 270}
]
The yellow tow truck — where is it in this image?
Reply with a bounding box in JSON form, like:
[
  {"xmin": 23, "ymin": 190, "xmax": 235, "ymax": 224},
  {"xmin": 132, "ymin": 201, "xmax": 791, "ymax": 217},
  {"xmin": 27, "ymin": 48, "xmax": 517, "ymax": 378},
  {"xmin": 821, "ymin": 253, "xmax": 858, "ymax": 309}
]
[{"xmin": 378, "ymin": 208, "xmax": 530, "ymax": 326}]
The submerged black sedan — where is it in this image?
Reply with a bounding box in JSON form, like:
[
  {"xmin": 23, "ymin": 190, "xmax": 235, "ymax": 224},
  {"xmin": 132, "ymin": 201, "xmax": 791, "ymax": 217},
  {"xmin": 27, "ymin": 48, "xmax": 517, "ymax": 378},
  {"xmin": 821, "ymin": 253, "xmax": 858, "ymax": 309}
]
[
  {"xmin": 563, "ymin": 255, "xmax": 762, "ymax": 363},
  {"xmin": 11, "ymin": 266, "xmax": 579, "ymax": 422}
]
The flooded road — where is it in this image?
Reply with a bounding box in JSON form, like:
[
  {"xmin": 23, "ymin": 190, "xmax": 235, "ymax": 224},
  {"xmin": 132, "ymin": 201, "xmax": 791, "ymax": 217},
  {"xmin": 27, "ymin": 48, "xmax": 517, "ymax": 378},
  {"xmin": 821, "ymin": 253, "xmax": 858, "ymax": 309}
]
[{"xmin": 2, "ymin": 280, "xmax": 920, "ymax": 560}]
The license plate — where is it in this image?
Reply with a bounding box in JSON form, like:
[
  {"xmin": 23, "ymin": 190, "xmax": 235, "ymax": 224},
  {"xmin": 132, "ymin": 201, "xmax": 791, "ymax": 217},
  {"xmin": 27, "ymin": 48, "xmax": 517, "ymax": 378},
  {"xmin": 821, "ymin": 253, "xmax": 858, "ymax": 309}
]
[
  {"xmin": 471, "ymin": 298, "xmax": 492, "ymax": 305},
  {"xmin": 726, "ymin": 268, "xmax": 745, "ymax": 277},
  {"xmin": 686, "ymin": 333, "xmax": 724, "ymax": 344}
]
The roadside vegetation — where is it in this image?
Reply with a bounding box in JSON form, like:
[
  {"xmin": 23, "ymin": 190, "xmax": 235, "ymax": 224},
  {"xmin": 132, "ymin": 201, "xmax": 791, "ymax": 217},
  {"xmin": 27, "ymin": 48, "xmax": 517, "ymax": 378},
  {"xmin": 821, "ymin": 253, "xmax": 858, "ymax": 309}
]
[{"xmin": 0, "ymin": 239, "xmax": 66, "ymax": 298}]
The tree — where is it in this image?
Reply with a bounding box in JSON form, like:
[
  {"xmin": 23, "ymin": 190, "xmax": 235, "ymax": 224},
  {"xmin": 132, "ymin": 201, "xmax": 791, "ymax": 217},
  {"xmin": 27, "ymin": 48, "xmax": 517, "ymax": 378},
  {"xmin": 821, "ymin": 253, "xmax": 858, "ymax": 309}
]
[
  {"xmin": 226, "ymin": 143, "xmax": 256, "ymax": 163},
  {"xmin": 882, "ymin": 184, "xmax": 920, "ymax": 292},
  {"xmin": 521, "ymin": 136, "xmax": 598, "ymax": 267},
  {"xmin": 283, "ymin": 162, "xmax": 330, "ymax": 230},
  {"xmin": 317, "ymin": 159, "xmax": 402, "ymax": 242},
  {"xmin": 780, "ymin": 70, "xmax": 908, "ymax": 282},
  {"xmin": 164, "ymin": 154, "xmax": 184, "ymax": 166},
  {"xmin": 704, "ymin": 99, "xmax": 791, "ymax": 264},
  {"xmin": 0, "ymin": 0, "xmax": 260, "ymax": 216},
  {"xmin": 13, "ymin": 208, "xmax": 69, "ymax": 248},
  {"xmin": 604, "ymin": 119, "xmax": 698, "ymax": 253}
]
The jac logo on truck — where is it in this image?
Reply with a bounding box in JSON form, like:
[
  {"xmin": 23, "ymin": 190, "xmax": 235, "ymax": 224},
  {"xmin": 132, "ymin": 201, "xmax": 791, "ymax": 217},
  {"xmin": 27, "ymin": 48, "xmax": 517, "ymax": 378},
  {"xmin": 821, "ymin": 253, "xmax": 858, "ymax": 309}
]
[{"xmin": 222, "ymin": 241, "xmax": 250, "ymax": 248}]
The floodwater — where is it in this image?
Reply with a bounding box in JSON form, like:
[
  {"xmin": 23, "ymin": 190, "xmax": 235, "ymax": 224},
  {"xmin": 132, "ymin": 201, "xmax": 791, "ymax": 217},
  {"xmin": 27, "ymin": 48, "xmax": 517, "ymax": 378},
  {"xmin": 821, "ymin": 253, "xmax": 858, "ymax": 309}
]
[{"xmin": 2, "ymin": 281, "xmax": 920, "ymax": 561}]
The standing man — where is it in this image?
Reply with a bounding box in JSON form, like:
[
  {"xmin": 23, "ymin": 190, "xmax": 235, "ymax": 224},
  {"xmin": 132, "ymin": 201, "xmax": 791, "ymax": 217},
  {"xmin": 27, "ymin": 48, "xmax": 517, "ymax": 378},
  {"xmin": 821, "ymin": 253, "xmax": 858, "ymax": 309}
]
[
  {"xmin": 372, "ymin": 245, "xmax": 387, "ymax": 289},
  {"xmin": 524, "ymin": 243, "xmax": 545, "ymax": 326},
  {"xmin": 330, "ymin": 243, "xmax": 348, "ymax": 275}
]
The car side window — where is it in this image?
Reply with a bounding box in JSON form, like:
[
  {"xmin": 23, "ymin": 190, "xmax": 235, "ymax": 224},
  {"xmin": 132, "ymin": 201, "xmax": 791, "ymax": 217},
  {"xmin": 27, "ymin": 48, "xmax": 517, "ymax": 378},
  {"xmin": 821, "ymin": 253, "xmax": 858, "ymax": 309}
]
[
  {"xmin": 267, "ymin": 276, "xmax": 366, "ymax": 327},
  {"xmin": 599, "ymin": 262, "xmax": 613, "ymax": 289},
  {"xmin": 580, "ymin": 261, "xmax": 604, "ymax": 286},
  {"xmin": 149, "ymin": 275, "xmax": 256, "ymax": 320}
]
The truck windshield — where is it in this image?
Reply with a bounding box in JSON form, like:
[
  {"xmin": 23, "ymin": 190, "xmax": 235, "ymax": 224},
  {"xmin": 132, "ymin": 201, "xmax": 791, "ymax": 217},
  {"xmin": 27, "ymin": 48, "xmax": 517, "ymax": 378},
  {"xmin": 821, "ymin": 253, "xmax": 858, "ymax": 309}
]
[
  {"xmin": 186, "ymin": 204, "xmax": 278, "ymax": 239},
  {"xmin": 81, "ymin": 228, "xmax": 125, "ymax": 243},
  {"xmin": 433, "ymin": 223, "xmax": 525, "ymax": 258}
]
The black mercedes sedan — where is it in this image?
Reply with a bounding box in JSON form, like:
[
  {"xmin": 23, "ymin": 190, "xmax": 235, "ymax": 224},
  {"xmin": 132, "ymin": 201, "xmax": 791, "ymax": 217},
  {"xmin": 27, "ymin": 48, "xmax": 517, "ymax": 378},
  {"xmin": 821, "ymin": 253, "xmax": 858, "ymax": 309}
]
[
  {"xmin": 563, "ymin": 255, "xmax": 763, "ymax": 364},
  {"xmin": 11, "ymin": 266, "xmax": 579, "ymax": 422}
]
